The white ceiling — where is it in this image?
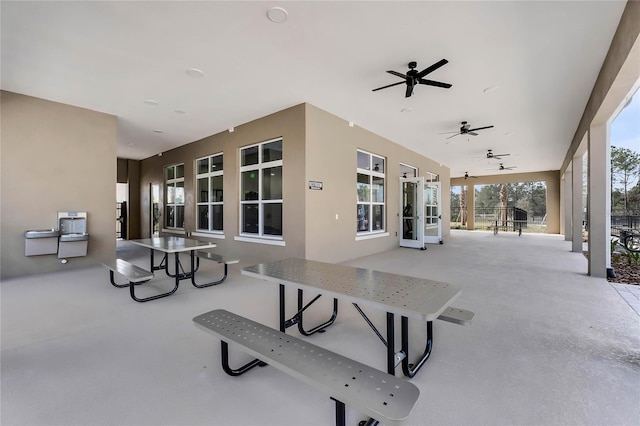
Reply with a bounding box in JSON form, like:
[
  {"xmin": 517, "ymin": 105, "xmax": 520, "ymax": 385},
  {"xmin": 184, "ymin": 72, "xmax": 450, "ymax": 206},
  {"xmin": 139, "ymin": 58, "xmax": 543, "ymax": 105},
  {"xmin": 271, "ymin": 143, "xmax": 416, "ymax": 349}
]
[{"xmin": 1, "ymin": 1, "xmax": 627, "ymax": 178}]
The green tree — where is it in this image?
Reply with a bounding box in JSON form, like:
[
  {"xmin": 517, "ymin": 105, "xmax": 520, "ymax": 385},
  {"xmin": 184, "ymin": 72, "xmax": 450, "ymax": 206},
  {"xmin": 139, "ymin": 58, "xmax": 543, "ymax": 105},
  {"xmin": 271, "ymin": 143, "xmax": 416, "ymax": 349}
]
[{"xmin": 611, "ymin": 146, "xmax": 640, "ymax": 212}]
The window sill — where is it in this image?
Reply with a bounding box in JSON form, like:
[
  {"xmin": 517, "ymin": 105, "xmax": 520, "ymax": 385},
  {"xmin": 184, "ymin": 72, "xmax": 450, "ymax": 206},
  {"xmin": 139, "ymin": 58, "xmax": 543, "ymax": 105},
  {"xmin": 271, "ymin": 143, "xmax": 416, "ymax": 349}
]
[
  {"xmin": 234, "ymin": 235, "xmax": 286, "ymax": 246},
  {"xmin": 355, "ymin": 232, "xmax": 389, "ymax": 241},
  {"xmin": 192, "ymin": 231, "xmax": 225, "ymax": 240}
]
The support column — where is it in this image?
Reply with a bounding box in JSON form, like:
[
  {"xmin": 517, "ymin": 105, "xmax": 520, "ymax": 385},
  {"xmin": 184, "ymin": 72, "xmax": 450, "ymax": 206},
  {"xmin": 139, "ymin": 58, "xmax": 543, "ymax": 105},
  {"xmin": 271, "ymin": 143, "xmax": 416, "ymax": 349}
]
[
  {"xmin": 466, "ymin": 184, "xmax": 475, "ymax": 230},
  {"xmin": 563, "ymin": 170, "xmax": 573, "ymax": 241},
  {"xmin": 587, "ymin": 123, "xmax": 611, "ymax": 278},
  {"xmin": 571, "ymin": 156, "xmax": 583, "ymax": 253}
]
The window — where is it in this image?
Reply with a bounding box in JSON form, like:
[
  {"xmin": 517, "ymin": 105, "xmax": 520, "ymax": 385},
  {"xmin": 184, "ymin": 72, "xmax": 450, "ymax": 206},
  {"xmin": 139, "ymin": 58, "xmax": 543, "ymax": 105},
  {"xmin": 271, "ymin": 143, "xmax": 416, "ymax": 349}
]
[
  {"xmin": 196, "ymin": 153, "xmax": 224, "ymax": 233},
  {"xmin": 357, "ymin": 150, "xmax": 385, "ymax": 233},
  {"xmin": 165, "ymin": 164, "xmax": 185, "ymax": 229},
  {"xmin": 240, "ymin": 138, "xmax": 283, "ymax": 238},
  {"xmin": 400, "ymin": 163, "xmax": 418, "ymax": 178},
  {"xmin": 425, "ymin": 171, "xmax": 439, "ymax": 182}
]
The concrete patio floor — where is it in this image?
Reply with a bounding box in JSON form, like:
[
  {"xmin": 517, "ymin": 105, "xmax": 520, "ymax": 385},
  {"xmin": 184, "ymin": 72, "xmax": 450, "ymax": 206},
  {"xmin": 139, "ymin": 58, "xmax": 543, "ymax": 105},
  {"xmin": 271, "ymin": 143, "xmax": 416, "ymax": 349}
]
[{"xmin": 2, "ymin": 230, "xmax": 638, "ymax": 425}]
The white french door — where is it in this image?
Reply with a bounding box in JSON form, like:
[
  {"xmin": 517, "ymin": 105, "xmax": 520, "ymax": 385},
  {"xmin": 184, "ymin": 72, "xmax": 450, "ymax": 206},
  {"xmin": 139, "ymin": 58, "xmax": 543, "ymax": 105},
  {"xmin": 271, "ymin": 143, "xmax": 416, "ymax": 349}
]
[
  {"xmin": 423, "ymin": 181, "xmax": 442, "ymax": 244},
  {"xmin": 399, "ymin": 177, "xmax": 425, "ymax": 249}
]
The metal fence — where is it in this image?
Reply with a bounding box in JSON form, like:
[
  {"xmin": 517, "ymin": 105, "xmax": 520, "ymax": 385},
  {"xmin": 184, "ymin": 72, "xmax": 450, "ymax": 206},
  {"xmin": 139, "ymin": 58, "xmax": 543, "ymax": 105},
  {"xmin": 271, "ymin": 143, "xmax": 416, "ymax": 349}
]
[
  {"xmin": 611, "ymin": 211, "xmax": 640, "ymax": 231},
  {"xmin": 451, "ymin": 206, "xmax": 536, "ymax": 232}
]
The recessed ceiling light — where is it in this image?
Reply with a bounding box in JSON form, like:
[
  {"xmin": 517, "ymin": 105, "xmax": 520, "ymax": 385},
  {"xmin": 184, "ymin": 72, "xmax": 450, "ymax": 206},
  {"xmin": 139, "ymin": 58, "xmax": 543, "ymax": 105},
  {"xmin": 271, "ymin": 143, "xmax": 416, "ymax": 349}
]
[
  {"xmin": 186, "ymin": 68, "xmax": 204, "ymax": 78},
  {"xmin": 504, "ymin": 131, "xmax": 514, "ymax": 136},
  {"xmin": 174, "ymin": 109, "xmax": 186, "ymax": 114},
  {"xmin": 153, "ymin": 129, "xmax": 164, "ymax": 134},
  {"xmin": 267, "ymin": 6, "xmax": 288, "ymax": 23},
  {"xmin": 401, "ymin": 108, "xmax": 413, "ymax": 113},
  {"xmin": 143, "ymin": 99, "xmax": 159, "ymax": 106},
  {"xmin": 483, "ymin": 86, "xmax": 499, "ymax": 93}
]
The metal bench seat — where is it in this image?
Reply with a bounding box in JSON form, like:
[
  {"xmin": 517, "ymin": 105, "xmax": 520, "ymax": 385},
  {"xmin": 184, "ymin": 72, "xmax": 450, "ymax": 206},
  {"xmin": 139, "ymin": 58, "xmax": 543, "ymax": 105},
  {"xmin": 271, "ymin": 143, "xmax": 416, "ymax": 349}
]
[{"xmin": 193, "ymin": 309, "xmax": 420, "ymax": 426}]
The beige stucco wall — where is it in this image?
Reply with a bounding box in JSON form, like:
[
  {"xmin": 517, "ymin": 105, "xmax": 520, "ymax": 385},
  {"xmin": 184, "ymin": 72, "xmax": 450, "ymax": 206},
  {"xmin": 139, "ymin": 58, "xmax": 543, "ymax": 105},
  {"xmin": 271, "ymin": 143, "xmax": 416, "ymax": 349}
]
[
  {"xmin": 1, "ymin": 91, "xmax": 117, "ymax": 280},
  {"xmin": 304, "ymin": 104, "xmax": 451, "ymax": 263},
  {"xmin": 451, "ymin": 170, "xmax": 561, "ymax": 234},
  {"xmin": 138, "ymin": 104, "xmax": 306, "ymax": 265},
  {"xmin": 137, "ymin": 102, "xmax": 450, "ymax": 266}
]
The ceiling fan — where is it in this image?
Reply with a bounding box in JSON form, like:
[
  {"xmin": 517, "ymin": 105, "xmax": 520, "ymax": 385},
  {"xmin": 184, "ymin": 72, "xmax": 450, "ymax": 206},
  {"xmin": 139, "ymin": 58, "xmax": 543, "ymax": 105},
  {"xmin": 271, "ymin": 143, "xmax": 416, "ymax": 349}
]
[
  {"xmin": 441, "ymin": 121, "xmax": 494, "ymax": 140},
  {"xmin": 477, "ymin": 149, "xmax": 510, "ymax": 160},
  {"xmin": 464, "ymin": 172, "xmax": 478, "ymax": 180},
  {"xmin": 372, "ymin": 59, "xmax": 452, "ymax": 98},
  {"xmin": 487, "ymin": 163, "xmax": 517, "ymax": 171}
]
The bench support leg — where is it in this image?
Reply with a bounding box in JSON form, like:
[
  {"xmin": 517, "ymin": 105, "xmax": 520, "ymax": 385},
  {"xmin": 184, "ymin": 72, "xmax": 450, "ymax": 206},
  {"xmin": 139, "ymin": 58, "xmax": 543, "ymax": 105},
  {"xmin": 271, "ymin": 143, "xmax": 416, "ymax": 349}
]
[
  {"xmin": 190, "ymin": 252, "xmax": 229, "ymax": 288},
  {"xmin": 401, "ymin": 316, "xmax": 433, "ymax": 378},
  {"xmin": 297, "ymin": 290, "xmax": 338, "ymax": 336},
  {"xmin": 278, "ymin": 285, "xmax": 338, "ymax": 334},
  {"xmin": 109, "ymin": 270, "xmax": 149, "ymax": 288},
  {"xmin": 220, "ymin": 341, "xmax": 266, "ymax": 376}
]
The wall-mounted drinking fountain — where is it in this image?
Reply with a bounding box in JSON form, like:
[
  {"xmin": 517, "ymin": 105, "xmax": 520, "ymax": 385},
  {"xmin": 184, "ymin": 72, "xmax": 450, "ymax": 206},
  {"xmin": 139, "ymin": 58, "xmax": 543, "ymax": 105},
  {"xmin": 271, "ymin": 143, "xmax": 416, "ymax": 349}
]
[{"xmin": 57, "ymin": 211, "xmax": 89, "ymax": 258}]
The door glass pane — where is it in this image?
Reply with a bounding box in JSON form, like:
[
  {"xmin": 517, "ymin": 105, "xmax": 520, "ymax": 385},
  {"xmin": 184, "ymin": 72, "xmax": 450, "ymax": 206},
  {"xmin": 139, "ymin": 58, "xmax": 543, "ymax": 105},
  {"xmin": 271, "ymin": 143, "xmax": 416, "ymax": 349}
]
[
  {"xmin": 372, "ymin": 205, "xmax": 384, "ymax": 231},
  {"xmin": 197, "ymin": 178, "xmax": 208, "ymax": 202},
  {"xmin": 357, "ymin": 173, "xmax": 370, "ymax": 202},
  {"xmin": 372, "ymin": 176, "xmax": 384, "ymax": 202},
  {"xmin": 357, "ymin": 204, "xmax": 370, "ymax": 232},
  {"xmin": 211, "ymin": 176, "xmax": 223, "ymax": 202},
  {"xmin": 263, "ymin": 203, "xmax": 282, "ymax": 236},
  {"xmin": 357, "ymin": 151, "xmax": 370, "ymax": 170},
  {"xmin": 197, "ymin": 205, "xmax": 208, "ymax": 230},
  {"xmin": 242, "ymin": 204, "xmax": 259, "ymax": 233},
  {"xmin": 262, "ymin": 167, "xmax": 282, "ymax": 200},
  {"xmin": 263, "ymin": 140, "xmax": 282, "ymax": 163},
  {"xmin": 167, "ymin": 184, "xmax": 175, "ymax": 204},
  {"xmin": 176, "ymin": 164, "xmax": 184, "ymax": 178},
  {"xmin": 175, "ymin": 181, "xmax": 184, "ymax": 204},
  {"xmin": 242, "ymin": 171, "xmax": 259, "ymax": 200},
  {"xmin": 197, "ymin": 158, "xmax": 209, "ymax": 175},
  {"xmin": 166, "ymin": 206, "xmax": 175, "ymax": 227},
  {"xmin": 211, "ymin": 205, "xmax": 223, "ymax": 231},
  {"xmin": 166, "ymin": 166, "xmax": 175, "ymax": 180},
  {"xmin": 176, "ymin": 206, "xmax": 185, "ymax": 228},
  {"xmin": 241, "ymin": 146, "xmax": 259, "ymax": 166},
  {"xmin": 211, "ymin": 154, "xmax": 223, "ymax": 172}
]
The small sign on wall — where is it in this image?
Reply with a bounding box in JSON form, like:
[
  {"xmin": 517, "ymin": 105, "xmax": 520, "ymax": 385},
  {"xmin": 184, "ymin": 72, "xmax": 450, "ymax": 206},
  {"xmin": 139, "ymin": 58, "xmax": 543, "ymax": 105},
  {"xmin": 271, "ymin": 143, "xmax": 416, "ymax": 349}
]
[{"xmin": 308, "ymin": 181, "xmax": 323, "ymax": 190}]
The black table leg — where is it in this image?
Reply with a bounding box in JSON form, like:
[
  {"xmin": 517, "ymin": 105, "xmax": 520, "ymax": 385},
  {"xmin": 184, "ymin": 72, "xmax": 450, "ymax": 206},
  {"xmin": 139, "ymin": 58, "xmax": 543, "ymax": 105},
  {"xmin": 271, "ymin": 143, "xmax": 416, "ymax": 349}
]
[
  {"xmin": 401, "ymin": 316, "xmax": 433, "ymax": 378},
  {"xmin": 386, "ymin": 312, "xmax": 395, "ymax": 375}
]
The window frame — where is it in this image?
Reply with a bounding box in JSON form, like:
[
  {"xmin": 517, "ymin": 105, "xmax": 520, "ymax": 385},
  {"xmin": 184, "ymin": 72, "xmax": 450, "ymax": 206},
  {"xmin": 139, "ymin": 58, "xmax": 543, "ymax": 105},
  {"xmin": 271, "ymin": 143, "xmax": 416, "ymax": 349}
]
[
  {"xmin": 194, "ymin": 152, "xmax": 224, "ymax": 236},
  {"xmin": 164, "ymin": 163, "xmax": 185, "ymax": 231},
  {"xmin": 356, "ymin": 149, "xmax": 386, "ymax": 236},
  {"xmin": 238, "ymin": 137, "xmax": 283, "ymax": 241}
]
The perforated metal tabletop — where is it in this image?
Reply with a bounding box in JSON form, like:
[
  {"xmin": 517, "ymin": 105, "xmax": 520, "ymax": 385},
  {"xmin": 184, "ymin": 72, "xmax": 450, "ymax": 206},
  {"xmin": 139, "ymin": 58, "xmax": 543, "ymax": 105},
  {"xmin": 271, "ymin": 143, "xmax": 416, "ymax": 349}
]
[
  {"xmin": 242, "ymin": 258, "xmax": 461, "ymax": 321},
  {"xmin": 129, "ymin": 237, "xmax": 216, "ymax": 253}
]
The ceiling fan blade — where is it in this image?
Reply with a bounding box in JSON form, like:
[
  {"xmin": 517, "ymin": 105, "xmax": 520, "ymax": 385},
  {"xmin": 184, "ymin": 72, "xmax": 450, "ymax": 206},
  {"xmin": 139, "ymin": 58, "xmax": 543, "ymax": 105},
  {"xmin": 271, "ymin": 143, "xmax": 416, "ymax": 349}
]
[
  {"xmin": 418, "ymin": 79, "xmax": 452, "ymax": 89},
  {"xmin": 416, "ymin": 59, "xmax": 448, "ymax": 78},
  {"xmin": 386, "ymin": 70, "xmax": 407, "ymax": 79},
  {"xmin": 468, "ymin": 131, "xmax": 478, "ymax": 136},
  {"xmin": 446, "ymin": 133, "xmax": 460, "ymax": 140},
  {"xmin": 439, "ymin": 131, "xmax": 459, "ymax": 134},
  {"xmin": 372, "ymin": 81, "xmax": 405, "ymax": 92},
  {"xmin": 494, "ymin": 153, "xmax": 510, "ymax": 157},
  {"xmin": 468, "ymin": 125, "xmax": 494, "ymax": 132},
  {"xmin": 405, "ymin": 84, "xmax": 414, "ymax": 98}
]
